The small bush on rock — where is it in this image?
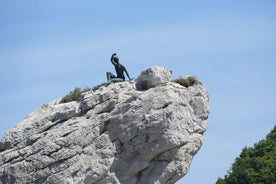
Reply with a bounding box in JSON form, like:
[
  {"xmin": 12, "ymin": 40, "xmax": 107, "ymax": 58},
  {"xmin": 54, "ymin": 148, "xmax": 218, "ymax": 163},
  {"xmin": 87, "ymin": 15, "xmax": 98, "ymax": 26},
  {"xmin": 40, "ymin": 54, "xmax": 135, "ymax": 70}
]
[
  {"xmin": 173, "ymin": 76, "xmax": 201, "ymax": 88},
  {"xmin": 60, "ymin": 87, "xmax": 85, "ymax": 103},
  {"xmin": 60, "ymin": 83, "xmax": 109, "ymax": 104}
]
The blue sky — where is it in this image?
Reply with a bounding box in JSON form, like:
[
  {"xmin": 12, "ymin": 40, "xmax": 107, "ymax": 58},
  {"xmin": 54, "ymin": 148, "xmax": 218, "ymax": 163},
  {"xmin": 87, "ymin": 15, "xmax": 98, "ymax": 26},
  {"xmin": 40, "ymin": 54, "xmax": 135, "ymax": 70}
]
[{"xmin": 1, "ymin": 1, "xmax": 276, "ymax": 183}]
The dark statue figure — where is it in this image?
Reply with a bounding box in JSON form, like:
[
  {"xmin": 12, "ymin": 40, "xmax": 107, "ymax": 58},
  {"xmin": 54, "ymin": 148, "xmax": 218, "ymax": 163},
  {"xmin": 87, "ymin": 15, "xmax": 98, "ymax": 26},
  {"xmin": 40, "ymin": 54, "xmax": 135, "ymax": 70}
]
[{"xmin": 106, "ymin": 53, "xmax": 132, "ymax": 83}]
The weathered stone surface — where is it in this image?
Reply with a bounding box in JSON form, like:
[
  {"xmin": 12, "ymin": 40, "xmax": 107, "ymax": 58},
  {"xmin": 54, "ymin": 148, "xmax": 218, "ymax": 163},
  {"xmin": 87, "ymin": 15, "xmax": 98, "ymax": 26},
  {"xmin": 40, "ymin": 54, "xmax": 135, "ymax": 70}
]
[
  {"xmin": 0, "ymin": 66, "xmax": 209, "ymax": 184},
  {"xmin": 135, "ymin": 65, "xmax": 172, "ymax": 90}
]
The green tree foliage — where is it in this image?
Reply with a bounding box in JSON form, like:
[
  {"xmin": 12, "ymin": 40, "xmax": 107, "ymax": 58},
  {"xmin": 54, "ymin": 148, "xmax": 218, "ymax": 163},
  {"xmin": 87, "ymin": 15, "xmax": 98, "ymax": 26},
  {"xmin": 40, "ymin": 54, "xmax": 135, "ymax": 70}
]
[{"xmin": 216, "ymin": 125, "xmax": 276, "ymax": 184}]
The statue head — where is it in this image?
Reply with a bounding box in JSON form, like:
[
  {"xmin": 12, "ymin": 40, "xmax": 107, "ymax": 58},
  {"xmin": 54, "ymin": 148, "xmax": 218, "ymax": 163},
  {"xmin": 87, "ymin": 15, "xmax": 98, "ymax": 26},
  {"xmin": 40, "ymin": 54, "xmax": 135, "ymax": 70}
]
[{"xmin": 113, "ymin": 56, "xmax": 119, "ymax": 64}]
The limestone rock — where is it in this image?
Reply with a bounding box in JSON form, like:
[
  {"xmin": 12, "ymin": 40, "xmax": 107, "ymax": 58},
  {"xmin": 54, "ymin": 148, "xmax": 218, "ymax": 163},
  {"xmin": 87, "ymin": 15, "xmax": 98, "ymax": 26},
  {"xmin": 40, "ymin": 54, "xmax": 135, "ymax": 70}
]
[
  {"xmin": 135, "ymin": 65, "xmax": 172, "ymax": 90},
  {"xmin": 0, "ymin": 66, "xmax": 210, "ymax": 184}
]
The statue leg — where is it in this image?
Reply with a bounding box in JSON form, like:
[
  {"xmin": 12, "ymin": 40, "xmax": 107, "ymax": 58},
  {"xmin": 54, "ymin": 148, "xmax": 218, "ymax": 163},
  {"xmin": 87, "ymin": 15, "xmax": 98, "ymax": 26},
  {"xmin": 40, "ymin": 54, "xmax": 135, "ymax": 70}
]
[{"xmin": 106, "ymin": 72, "xmax": 116, "ymax": 82}]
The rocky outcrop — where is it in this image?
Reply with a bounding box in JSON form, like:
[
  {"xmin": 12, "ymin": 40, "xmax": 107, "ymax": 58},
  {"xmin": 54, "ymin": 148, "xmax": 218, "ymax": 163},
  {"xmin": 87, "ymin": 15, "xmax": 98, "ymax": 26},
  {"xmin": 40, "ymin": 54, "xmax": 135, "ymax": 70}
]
[
  {"xmin": 135, "ymin": 66, "xmax": 172, "ymax": 90},
  {"xmin": 0, "ymin": 66, "xmax": 210, "ymax": 184}
]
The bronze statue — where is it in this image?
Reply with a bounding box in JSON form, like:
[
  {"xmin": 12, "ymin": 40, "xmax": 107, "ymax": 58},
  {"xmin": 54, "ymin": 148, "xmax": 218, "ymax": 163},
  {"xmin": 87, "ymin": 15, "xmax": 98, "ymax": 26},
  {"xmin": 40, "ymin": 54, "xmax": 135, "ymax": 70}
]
[{"xmin": 106, "ymin": 53, "xmax": 132, "ymax": 82}]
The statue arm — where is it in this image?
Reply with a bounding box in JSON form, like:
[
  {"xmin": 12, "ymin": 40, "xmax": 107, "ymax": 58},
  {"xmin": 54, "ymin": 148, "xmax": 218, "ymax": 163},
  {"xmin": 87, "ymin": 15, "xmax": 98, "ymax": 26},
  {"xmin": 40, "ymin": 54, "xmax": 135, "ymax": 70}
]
[
  {"xmin": 110, "ymin": 53, "xmax": 116, "ymax": 65},
  {"xmin": 123, "ymin": 66, "xmax": 131, "ymax": 80}
]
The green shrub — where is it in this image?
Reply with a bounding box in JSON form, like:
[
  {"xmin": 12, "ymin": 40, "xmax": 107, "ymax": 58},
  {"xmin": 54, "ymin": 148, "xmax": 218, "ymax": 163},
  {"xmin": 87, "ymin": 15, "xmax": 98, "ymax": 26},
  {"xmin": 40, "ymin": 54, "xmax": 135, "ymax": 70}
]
[
  {"xmin": 173, "ymin": 76, "xmax": 201, "ymax": 88},
  {"xmin": 60, "ymin": 87, "xmax": 84, "ymax": 103},
  {"xmin": 60, "ymin": 83, "xmax": 109, "ymax": 104}
]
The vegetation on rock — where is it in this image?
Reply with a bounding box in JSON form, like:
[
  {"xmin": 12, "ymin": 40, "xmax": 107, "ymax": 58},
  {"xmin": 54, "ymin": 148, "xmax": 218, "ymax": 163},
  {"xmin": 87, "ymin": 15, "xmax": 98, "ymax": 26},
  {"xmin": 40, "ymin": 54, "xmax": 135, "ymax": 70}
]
[
  {"xmin": 173, "ymin": 76, "xmax": 201, "ymax": 88},
  {"xmin": 60, "ymin": 76, "xmax": 201, "ymax": 104},
  {"xmin": 60, "ymin": 87, "xmax": 90, "ymax": 103},
  {"xmin": 216, "ymin": 125, "xmax": 276, "ymax": 184}
]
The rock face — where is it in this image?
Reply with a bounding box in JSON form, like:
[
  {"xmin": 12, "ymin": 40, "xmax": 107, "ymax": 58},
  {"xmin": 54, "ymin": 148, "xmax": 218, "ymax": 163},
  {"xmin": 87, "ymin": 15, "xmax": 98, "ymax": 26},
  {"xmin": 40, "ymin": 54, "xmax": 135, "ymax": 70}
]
[{"xmin": 0, "ymin": 66, "xmax": 210, "ymax": 184}]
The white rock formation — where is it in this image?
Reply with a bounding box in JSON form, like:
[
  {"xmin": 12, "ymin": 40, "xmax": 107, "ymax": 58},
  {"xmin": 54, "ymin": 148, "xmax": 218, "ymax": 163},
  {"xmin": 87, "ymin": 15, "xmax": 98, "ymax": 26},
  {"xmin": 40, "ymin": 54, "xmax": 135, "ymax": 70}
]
[
  {"xmin": 135, "ymin": 65, "xmax": 172, "ymax": 90},
  {"xmin": 0, "ymin": 66, "xmax": 209, "ymax": 184}
]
